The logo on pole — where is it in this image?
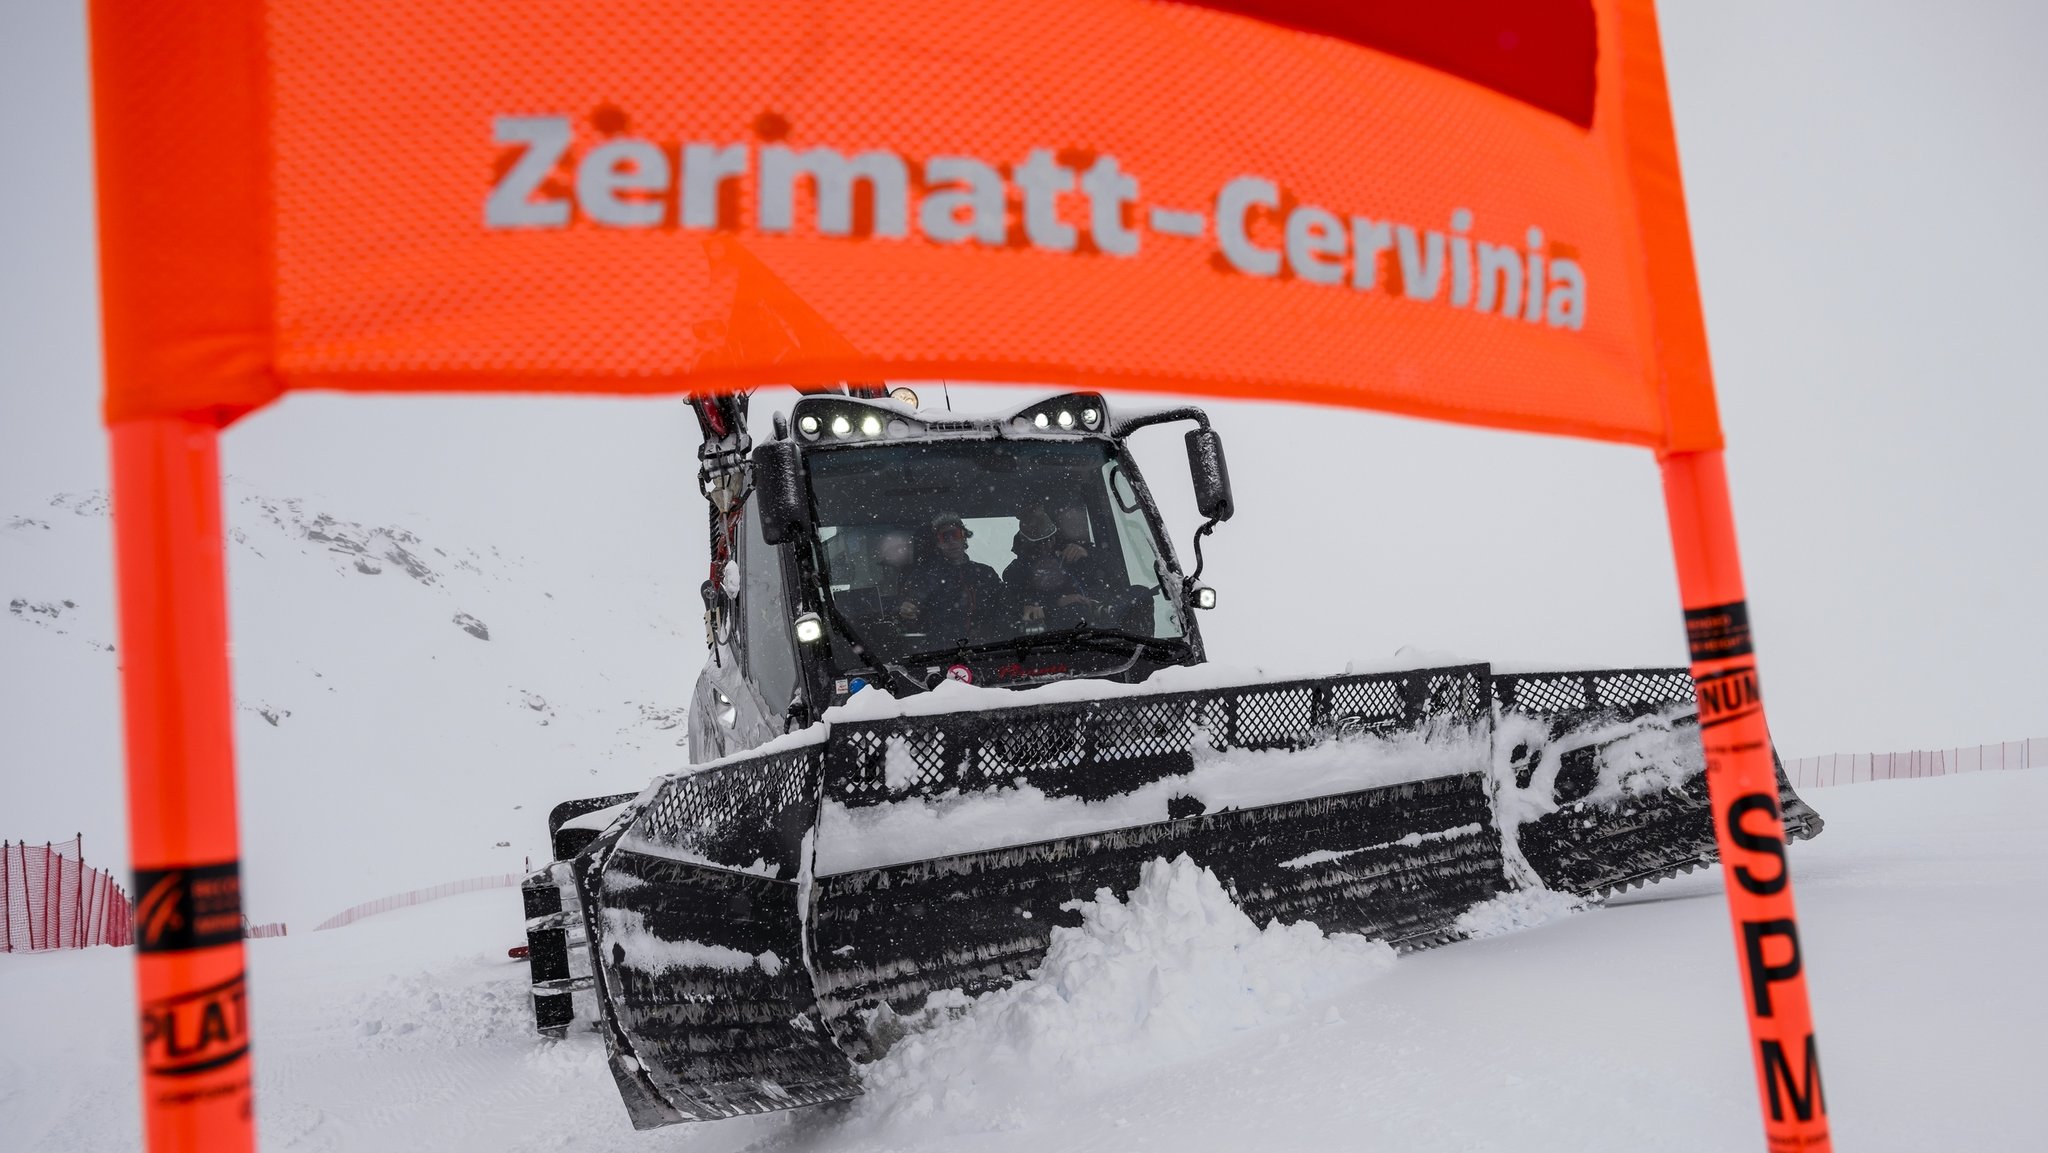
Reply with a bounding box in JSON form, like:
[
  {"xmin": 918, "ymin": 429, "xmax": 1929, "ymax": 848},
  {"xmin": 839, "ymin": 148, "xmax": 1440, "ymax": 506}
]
[{"xmin": 133, "ymin": 861, "xmax": 243, "ymax": 954}]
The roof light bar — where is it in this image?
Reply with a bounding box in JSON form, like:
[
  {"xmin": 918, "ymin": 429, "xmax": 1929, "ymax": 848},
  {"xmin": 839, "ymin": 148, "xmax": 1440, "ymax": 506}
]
[{"xmin": 1009, "ymin": 392, "xmax": 1108, "ymax": 435}]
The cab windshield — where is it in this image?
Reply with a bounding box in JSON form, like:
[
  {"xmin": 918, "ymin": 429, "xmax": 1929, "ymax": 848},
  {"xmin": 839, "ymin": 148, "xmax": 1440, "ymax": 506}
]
[{"xmin": 806, "ymin": 438, "xmax": 1186, "ymax": 666}]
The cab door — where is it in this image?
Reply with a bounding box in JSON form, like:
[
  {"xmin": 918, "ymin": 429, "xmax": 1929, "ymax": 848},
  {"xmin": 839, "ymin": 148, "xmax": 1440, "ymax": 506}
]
[{"xmin": 687, "ymin": 501, "xmax": 800, "ymax": 762}]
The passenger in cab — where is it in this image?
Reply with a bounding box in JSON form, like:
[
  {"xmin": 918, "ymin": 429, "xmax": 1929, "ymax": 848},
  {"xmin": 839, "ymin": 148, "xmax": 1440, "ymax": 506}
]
[{"xmin": 1006, "ymin": 505, "xmax": 1105, "ymax": 630}]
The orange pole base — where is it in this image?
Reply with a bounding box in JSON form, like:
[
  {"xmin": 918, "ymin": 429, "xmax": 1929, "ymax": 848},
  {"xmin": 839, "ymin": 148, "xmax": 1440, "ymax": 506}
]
[
  {"xmin": 1662, "ymin": 449, "xmax": 1831, "ymax": 1151},
  {"xmin": 111, "ymin": 417, "xmax": 256, "ymax": 1153}
]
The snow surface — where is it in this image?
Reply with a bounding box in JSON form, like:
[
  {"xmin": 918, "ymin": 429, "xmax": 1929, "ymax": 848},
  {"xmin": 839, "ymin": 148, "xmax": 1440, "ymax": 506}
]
[{"xmin": 5, "ymin": 768, "xmax": 2044, "ymax": 1152}]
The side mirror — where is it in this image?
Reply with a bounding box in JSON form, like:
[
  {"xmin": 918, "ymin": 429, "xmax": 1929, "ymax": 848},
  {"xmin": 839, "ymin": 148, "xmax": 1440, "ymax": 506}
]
[
  {"xmin": 750, "ymin": 441, "xmax": 811, "ymax": 545},
  {"xmin": 1184, "ymin": 429, "xmax": 1234, "ymax": 522}
]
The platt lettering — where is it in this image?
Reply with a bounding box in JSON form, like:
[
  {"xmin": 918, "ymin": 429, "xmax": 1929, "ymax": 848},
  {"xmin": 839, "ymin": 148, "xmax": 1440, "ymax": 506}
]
[{"xmin": 140, "ymin": 973, "xmax": 250, "ymax": 1077}]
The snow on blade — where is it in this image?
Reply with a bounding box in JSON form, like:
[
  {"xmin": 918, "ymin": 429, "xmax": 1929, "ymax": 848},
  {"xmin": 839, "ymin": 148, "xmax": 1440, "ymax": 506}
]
[
  {"xmin": 848, "ymin": 854, "xmax": 1395, "ymax": 1127},
  {"xmin": 1453, "ymin": 888, "xmax": 1589, "ymax": 940},
  {"xmin": 599, "ymin": 906, "xmax": 779, "ymax": 974},
  {"xmin": 883, "ymin": 735, "xmax": 922, "ymax": 792},
  {"xmin": 817, "ymin": 722, "xmax": 1487, "ymax": 874},
  {"xmin": 821, "ymin": 656, "xmax": 1461, "ymax": 724},
  {"xmin": 1277, "ymin": 822, "xmax": 1485, "ymax": 870},
  {"xmin": 1490, "ymin": 703, "xmax": 1702, "ymax": 886}
]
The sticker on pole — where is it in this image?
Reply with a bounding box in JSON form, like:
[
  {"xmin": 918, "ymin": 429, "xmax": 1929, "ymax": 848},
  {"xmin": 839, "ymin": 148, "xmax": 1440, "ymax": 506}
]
[{"xmin": 133, "ymin": 861, "xmax": 243, "ymax": 954}]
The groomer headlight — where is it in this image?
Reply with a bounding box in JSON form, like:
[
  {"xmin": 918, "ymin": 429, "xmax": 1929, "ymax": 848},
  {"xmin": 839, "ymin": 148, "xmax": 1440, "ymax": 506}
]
[
  {"xmin": 797, "ymin": 414, "xmax": 822, "ymax": 439},
  {"xmin": 793, "ymin": 612, "xmax": 825, "ymax": 643},
  {"xmin": 1192, "ymin": 586, "xmax": 1219, "ymax": 611},
  {"xmin": 1013, "ymin": 392, "xmax": 1107, "ymax": 435},
  {"xmin": 860, "ymin": 414, "xmax": 882, "ymax": 437},
  {"xmin": 889, "ymin": 387, "xmax": 920, "ymax": 408},
  {"xmin": 830, "ymin": 414, "xmax": 852, "ymax": 438}
]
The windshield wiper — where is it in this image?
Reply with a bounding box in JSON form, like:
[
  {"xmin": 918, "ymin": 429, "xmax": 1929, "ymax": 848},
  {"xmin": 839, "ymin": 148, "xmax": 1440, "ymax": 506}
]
[
  {"xmin": 820, "ymin": 599, "xmax": 929, "ymax": 697},
  {"xmin": 895, "ymin": 634, "xmax": 1049, "ymax": 669},
  {"xmin": 1042, "ymin": 623, "xmax": 1183, "ymax": 658},
  {"xmin": 900, "ymin": 624, "xmax": 1183, "ymax": 670}
]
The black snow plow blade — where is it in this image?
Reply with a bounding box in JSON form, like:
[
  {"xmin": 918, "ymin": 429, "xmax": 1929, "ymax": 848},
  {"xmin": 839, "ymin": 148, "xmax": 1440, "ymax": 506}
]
[{"xmin": 529, "ymin": 663, "xmax": 1820, "ymax": 1128}]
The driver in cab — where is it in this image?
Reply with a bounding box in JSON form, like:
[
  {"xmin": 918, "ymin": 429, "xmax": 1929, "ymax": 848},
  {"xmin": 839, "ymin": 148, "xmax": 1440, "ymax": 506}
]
[{"xmin": 898, "ymin": 511, "xmax": 1006, "ymax": 643}]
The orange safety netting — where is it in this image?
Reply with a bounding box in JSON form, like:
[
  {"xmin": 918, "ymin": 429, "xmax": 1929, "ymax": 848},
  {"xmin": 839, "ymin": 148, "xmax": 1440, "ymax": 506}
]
[{"xmin": 92, "ymin": 0, "xmax": 1717, "ymax": 451}]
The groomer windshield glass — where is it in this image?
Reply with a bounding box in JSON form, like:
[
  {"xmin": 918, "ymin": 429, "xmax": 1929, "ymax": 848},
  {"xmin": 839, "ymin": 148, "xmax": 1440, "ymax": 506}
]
[{"xmin": 806, "ymin": 438, "xmax": 1185, "ymax": 667}]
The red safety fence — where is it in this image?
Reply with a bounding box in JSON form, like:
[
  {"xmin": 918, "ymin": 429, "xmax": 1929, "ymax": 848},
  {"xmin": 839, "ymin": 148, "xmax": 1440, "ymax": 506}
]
[
  {"xmin": 2, "ymin": 835, "xmax": 133, "ymax": 952},
  {"xmin": 242, "ymin": 920, "xmax": 289, "ymax": 939},
  {"xmin": 1787, "ymin": 737, "xmax": 2047, "ymax": 789},
  {"xmin": 313, "ymin": 873, "xmax": 522, "ymax": 932}
]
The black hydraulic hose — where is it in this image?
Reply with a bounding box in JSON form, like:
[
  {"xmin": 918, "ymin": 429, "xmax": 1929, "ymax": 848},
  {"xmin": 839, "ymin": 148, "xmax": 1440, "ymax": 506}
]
[{"xmin": 1185, "ymin": 517, "xmax": 1220, "ymax": 587}]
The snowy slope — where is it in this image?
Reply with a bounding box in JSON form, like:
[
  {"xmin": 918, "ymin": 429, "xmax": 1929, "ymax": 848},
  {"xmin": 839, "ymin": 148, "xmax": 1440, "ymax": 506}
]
[
  {"xmin": 2, "ymin": 478, "xmax": 696, "ymax": 925},
  {"xmin": 3, "ymin": 768, "xmax": 2041, "ymax": 1152}
]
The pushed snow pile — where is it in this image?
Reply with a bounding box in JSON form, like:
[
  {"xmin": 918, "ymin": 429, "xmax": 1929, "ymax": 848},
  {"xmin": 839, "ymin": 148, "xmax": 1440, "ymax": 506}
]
[{"xmin": 854, "ymin": 855, "xmax": 1395, "ymax": 1125}]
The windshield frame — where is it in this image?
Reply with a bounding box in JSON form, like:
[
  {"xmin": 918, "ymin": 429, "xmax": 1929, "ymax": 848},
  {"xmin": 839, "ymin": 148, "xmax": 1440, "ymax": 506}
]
[{"xmin": 793, "ymin": 431, "xmax": 1199, "ymax": 677}]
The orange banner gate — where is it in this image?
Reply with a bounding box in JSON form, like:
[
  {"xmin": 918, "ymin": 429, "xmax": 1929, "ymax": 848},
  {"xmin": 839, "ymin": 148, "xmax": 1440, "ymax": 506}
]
[{"xmin": 87, "ymin": 1, "xmax": 1828, "ymax": 1149}]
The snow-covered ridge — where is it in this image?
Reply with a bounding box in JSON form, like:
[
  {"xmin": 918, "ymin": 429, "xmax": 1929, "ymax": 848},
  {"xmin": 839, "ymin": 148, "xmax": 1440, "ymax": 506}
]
[
  {"xmin": 238, "ymin": 494, "xmax": 471, "ymax": 586},
  {"xmin": 3, "ymin": 492, "xmax": 116, "ymax": 654},
  {"xmin": 3, "ymin": 483, "xmax": 694, "ymax": 925}
]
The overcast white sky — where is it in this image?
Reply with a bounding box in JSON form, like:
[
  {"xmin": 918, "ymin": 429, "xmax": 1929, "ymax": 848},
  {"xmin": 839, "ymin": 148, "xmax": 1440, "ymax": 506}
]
[{"xmin": 3, "ymin": 1, "xmax": 2045, "ymax": 761}]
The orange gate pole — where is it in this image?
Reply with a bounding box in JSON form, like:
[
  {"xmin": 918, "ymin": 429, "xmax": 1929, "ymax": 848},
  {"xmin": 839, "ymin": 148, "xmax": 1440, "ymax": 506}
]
[
  {"xmin": 1662, "ymin": 449, "xmax": 1831, "ymax": 1151},
  {"xmin": 111, "ymin": 417, "xmax": 257, "ymax": 1153}
]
